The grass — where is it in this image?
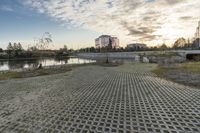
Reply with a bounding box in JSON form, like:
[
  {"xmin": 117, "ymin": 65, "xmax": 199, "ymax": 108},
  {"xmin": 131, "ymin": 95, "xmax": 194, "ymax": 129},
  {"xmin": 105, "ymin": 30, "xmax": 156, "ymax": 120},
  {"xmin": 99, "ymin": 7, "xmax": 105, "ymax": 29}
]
[
  {"xmin": 34, "ymin": 69, "xmax": 50, "ymax": 76},
  {"xmin": 0, "ymin": 64, "xmax": 87, "ymax": 80},
  {"xmin": 181, "ymin": 62, "xmax": 200, "ymax": 73},
  {"xmin": 151, "ymin": 67, "xmax": 169, "ymax": 77},
  {"xmin": 151, "ymin": 62, "xmax": 200, "ymax": 88},
  {"xmin": 152, "ymin": 62, "xmax": 200, "ymax": 77},
  {"xmin": 0, "ymin": 66, "xmax": 70, "ymax": 80},
  {"xmin": 0, "ymin": 72, "xmax": 22, "ymax": 80}
]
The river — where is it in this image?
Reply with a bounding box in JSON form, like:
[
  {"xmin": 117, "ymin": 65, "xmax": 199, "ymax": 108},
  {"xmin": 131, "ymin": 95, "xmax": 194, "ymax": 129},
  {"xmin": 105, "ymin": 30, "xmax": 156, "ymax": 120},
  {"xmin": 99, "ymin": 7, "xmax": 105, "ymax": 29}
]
[{"xmin": 0, "ymin": 57, "xmax": 96, "ymax": 71}]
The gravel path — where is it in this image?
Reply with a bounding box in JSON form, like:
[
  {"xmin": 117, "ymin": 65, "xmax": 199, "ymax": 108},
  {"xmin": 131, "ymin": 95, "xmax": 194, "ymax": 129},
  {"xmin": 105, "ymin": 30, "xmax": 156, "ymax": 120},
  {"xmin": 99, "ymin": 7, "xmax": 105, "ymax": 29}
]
[{"xmin": 0, "ymin": 63, "xmax": 200, "ymax": 133}]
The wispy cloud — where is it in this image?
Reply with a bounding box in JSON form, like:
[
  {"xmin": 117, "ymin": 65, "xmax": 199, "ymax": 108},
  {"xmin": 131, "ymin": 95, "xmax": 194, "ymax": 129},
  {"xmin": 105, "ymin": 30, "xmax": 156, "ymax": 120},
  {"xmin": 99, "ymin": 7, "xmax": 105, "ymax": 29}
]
[
  {"xmin": 0, "ymin": 5, "xmax": 13, "ymax": 12},
  {"xmin": 22, "ymin": 0, "xmax": 200, "ymax": 46}
]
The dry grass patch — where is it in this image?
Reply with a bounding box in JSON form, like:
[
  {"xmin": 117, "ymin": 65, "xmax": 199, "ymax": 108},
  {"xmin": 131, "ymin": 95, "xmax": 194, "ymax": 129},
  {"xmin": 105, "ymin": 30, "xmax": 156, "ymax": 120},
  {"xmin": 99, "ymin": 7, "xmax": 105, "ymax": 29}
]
[
  {"xmin": 152, "ymin": 62, "xmax": 200, "ymax": 77},
  {"xmin": 0, "ymin": 66, "xmax": 73, "ymax": 80},
  {"xmin": 0, "ymin": 72, "xmax": 22, "ymax": 80},
  {"xmin": 181, "ymin": 62, "xmax": 200, "ymax": 73},
  {"xmin": 151, "ymin": 67, "xmax": 169, "ymax": 77}
]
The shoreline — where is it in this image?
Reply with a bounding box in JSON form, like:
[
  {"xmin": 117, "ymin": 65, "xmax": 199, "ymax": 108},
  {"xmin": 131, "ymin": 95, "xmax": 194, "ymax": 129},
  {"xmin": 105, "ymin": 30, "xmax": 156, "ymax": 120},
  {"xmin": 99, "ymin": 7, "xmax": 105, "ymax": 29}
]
[
  {"xmin": 0, "ymin": 61, "xmax": 122, "ymax": 80},
  {"xmin": 1, "ymin": 61, "xmax": 200, "ymax": 89},
  {"xmin": 0, "ymin": 56, "xmax": 92, "ymax": 73},
  {"xmin": 0, "ymin": 63, "xmax": 97, "ymax": 80},
  {"xmin": 0, "ymin": 56, "xmax": 75, "ymax": 61}
]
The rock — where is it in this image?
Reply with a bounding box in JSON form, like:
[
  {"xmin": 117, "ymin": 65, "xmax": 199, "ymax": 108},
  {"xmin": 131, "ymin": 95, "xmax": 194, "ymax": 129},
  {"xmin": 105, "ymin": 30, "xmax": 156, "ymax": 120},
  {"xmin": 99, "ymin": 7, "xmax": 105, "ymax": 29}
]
[
  {"xmin": 172, "ymin": 56, "xmax": 186, "ymax": 63},
  {"xmin": 148, "ymin": 56, "xmax": 157, "ymax": 63},
  {"xmin": 134, "ymin": 55, "xmax": 140, "ymax": 61},
  {"xmin": 142, "ymin": 57, "xmax": 149, "ymax": 63}
]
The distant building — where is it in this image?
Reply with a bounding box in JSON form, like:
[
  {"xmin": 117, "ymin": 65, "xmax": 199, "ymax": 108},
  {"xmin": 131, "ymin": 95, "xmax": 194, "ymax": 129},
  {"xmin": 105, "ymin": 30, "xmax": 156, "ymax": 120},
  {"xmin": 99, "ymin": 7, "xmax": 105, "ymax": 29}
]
[
  {"xmin": 111, "ymin": 37, "xmax": 120, "ymax": 48},
  {"xmin": 126, "ymin": 43, "xmax": 148, "ymax": 51},
  {"xmin": 194, "ymin": 21, "xmax": 200, "ymax": 47},
  {"xmin": 95, "ymin": 35, "xmax": 119, "ymax": 49}
]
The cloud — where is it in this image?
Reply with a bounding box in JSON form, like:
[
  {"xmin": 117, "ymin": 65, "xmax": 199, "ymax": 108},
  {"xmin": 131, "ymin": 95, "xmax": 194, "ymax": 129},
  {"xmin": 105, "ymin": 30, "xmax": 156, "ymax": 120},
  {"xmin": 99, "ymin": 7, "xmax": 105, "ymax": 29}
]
[
  {"xmin": 179, "ymin": 16, "xmax": 194, "ymax": 21},
  {"xmin": 22, "ymin": 0, "xmax": 200, "ymax": 46},
  {"xmin": 164, "ymin": 0, "xmax": 185, "ymax": 5},
  {"xmin": 0, "ymin": 5, "xmax": 13, "ymax": 12}
]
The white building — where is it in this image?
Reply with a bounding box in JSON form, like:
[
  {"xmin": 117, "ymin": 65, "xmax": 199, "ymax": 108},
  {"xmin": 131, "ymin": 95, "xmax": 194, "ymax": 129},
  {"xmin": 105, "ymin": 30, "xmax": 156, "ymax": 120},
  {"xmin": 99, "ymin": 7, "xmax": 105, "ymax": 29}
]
[
  {"xmin": 111, "ymin": 37, "xmax": 120, "ymax": 48},
  {"xmin": 95, "ymin": 35, "xmax": 119, "ymax": 49}
]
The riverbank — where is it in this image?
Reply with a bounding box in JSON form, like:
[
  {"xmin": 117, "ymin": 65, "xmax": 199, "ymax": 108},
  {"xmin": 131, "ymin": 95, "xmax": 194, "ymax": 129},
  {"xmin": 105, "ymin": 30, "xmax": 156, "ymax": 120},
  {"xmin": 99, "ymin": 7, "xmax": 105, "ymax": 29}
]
[
  {"xmin": 1, "ymin": 60, "xmax": 200, "ymax": 89},
  {"xmin": 0, "ymin": 65, "xmax": 72, "ymax": 80},
  {"xmin": 0, "ymin": 63, "xmax": 96, "ymax": 80},
  {"xmin": 152, "ymin": 62, "xmax": 200, "ymax": 88},
  {"xmin": 0, "ymin": 61, "xmax": 122, "ymax": 80}
]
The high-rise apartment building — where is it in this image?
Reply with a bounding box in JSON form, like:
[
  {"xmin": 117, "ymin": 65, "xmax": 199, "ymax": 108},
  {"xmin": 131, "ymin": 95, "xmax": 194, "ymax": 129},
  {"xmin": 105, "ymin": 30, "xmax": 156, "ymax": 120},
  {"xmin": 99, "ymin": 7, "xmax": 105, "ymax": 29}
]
[{"xmin": 95, "ymin": 35, "xmax": 119, "ymax": 49}]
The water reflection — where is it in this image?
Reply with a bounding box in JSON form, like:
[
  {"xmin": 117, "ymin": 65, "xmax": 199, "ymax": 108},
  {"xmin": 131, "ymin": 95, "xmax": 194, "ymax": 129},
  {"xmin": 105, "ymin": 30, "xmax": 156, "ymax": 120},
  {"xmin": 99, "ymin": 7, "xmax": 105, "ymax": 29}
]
[{"xmin": 0, "ymin": 57, "xmax": 95, "ymax": 71}]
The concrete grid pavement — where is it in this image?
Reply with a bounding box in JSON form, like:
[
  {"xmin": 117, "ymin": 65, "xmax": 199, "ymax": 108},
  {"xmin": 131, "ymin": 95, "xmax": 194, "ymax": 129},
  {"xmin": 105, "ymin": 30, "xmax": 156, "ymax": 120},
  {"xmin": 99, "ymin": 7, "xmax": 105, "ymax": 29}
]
[{"xmin": 0, "ymin": 64, "xmax": 200, "ymax": 133}]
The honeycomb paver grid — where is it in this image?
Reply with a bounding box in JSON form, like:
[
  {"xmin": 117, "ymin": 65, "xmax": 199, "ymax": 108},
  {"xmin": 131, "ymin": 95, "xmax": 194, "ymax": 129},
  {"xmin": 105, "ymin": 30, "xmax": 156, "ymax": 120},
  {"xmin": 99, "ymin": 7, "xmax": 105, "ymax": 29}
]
[{"xmin": 0, "ymin": 66, "xmax": 200, "ymax": 133}]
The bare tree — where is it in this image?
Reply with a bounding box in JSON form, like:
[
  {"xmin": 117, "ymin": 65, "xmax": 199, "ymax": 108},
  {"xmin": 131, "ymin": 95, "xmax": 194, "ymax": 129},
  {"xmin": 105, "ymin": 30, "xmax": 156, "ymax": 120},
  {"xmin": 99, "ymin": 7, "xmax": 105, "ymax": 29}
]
[
  {"xmin": 159, "ymin": 43, "xmax": 168, "ymax": 50},
  {"xmin": 37, "ymin": 32, "xmax": 53, "ymax": 50},
  {"xmin": 35, "ymin": 32, "xmax": 53, "ymax": 69},
  {"xmin": 173, "ymin": 38, "xmax": 187, "ymax": 49}
]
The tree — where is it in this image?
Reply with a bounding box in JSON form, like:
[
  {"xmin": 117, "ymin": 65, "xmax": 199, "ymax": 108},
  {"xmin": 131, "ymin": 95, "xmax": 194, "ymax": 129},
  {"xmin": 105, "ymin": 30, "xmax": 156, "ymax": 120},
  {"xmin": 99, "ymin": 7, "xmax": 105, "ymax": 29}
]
[
  {"xmin": 37, "ymin": 32, "xmax": 53, "ymax": 50},
  {"xmin": 11, "ymin": 42, "xmax": 24, "ymax": 57},
  {"xmin": 7, "ymin": 42, "xmax": 13, "ymax": 58},
  {"xmin": 13, "ymin": 43, "xmax": 18, "ymax": 51},
  {"xmin": 28, "ymin": 46, "xmax": 38, "ymax": 51},
  {"xmin": 56, "ymin": 45, "xmax": 69, "ymax": 57},
  {"xmin": 159, "ymin": 43, "xmax": 168, "ymax": 50},
  {"xmin": 17, "ymin": 43, "xmax": 23, "ymax": 51},
  {"xmin": 63, "ymin": 45, "xmax": 68, "ymax": 51},
  {"xmin": 89, "ymin": 47, "xmax": 95, "ymax": 52},
  {"xmin": 184, "ymin": 38, "xmax": 193, "ymax": 48},
  {"xmin": 60, "ymin": 45, "xmax": 68, "ymax": 52},
  {"xmin": 0, "ymin": 48, "xmax": 3, "ymax": 52},
  {"xmin": 173, "ymin": 38, "xmax": 187, "ymax": 49},
  {"xmin": 6, "ymin": 42, "xmax": 24, "ymax": 58},
  {"xmin": 7, "ymin": 42, "xmax": 13, "ymax": 51},
  {"xmin": 35, "ymin": 32, "xmax": 53, "ymax": 69}
]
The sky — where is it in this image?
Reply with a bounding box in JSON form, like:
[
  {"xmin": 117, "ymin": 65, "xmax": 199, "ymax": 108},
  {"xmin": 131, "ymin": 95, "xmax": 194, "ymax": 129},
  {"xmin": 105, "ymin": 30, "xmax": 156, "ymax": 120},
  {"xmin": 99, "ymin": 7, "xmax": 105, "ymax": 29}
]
[{"xmin": 0, "ymin": 0, "xmax": 200, "ymax": 49}]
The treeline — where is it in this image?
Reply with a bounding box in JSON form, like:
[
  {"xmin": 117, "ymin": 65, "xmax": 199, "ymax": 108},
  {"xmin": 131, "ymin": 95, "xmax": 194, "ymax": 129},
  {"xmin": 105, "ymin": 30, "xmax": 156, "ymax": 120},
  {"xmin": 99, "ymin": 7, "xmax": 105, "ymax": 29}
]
[
  {"xmin": 0, "ymin": 43, "xmax": 70, "ymax": 59},
  {"xmin": 0, "ymin": 42, "xmax": 30, "ymax": 59},
  {"xmin": 78, "ymin": 37, "xmax": 200, "ymax": 53},
  {"xmin": 78, "ymin": 47, "xmax": 125, "ymax": 53},
  {"xmin": 6, "ymin": 42, "xmax": 26, "ymax": 58},
  {"xmin": 78, "ymin": 46, "xmax": 151, "ymax": 53},
  {"xmin": 0, "ymin": 37, "xmax": 199, "ymax": 58},
  {"xmin": 172, "ymin": 37, "xmax": 196, "ymax": 49},
  {"xmin": 151, "ymin": 37, "xmax": 199, "ymax": 50}
]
